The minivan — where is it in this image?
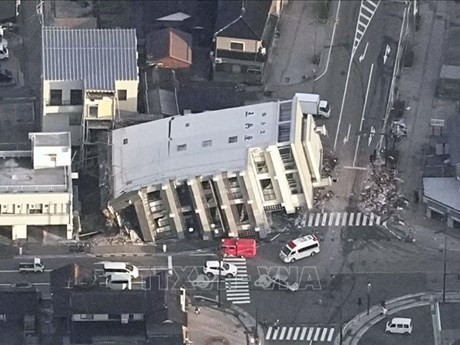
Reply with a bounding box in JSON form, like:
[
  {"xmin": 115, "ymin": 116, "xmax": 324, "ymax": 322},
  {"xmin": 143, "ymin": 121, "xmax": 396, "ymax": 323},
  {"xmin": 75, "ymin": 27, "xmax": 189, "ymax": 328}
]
[
  {"xmin": 106, "ymin": 273, "xmax": 132, "ymax": 290},
  {"xmin": 279, "ymin": 235, "xmax": 320, "ymax": 263},
  {"xmin": 101, "ymin": 262, "xmax": 139, "ymax": 279},
  {"xmin": 385, "ymin": 317, "xmax": 412, "ymax": 335}
]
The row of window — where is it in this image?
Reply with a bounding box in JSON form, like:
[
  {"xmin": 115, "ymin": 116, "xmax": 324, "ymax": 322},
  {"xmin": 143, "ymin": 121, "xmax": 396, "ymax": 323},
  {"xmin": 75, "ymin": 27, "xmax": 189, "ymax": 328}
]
[
  {"xmin": 49, "ymin": 89, "xmax": 127, "ymax": 106},
  {"xmin": 176, "ymin": 136, "xmax": 240, "ymax": 152},
  {"xmin": 0, "ymin": 203, "xmax": 68, "ymax": 215}
]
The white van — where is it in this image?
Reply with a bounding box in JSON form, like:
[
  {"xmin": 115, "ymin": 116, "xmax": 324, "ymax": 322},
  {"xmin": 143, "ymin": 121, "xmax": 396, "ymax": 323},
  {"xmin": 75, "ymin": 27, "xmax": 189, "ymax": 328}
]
[
  {"xmin": 385, "ymin": 317, "xmax": 412, "ymax": 335},
  {"xmin": 279, "ymin": 235, "xmax": 320, "ymax": 263},
  {"xmin": 106, "ymin": 273, "xmax": 132, "ymax": 290},
  {"xmin": 101, "ymin": 262, "xmax": 139, "ymax": 279}
]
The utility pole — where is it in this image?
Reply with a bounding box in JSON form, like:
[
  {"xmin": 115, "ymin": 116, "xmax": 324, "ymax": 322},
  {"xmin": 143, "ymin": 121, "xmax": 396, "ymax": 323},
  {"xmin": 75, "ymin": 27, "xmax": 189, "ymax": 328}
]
[
  {"xmin": 443, "ymin": 236, "xmax": 447, "ymax": 303},
  {"xmin": 218, "ymin": 244, "xmax": 222, "ymax": 308},
  {"xmin": 367, "ymin": 282, "xmax": 372, "ymax": 315}
]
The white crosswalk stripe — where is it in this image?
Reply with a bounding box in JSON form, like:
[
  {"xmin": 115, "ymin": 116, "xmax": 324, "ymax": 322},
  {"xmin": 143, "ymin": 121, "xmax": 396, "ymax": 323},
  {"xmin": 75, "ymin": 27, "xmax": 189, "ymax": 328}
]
[
  {"xmin": 304, "ymin": 212, "xmax": 387, "ymax": 228},
  {"xmin": 353, "ymin": 0, "xmax": 381, "ymax": 54},
  {"xmin": 223, "ymin": 258, "xmax": 250, "ymax": 304},
  {"xmin": 266, "ymin": 326, "xmax": 335, "ymax": 342}
]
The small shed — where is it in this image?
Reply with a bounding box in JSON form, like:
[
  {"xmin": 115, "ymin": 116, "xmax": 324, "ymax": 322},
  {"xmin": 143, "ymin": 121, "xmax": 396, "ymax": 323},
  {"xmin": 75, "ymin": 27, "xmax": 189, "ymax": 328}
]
[
  {"xmin": 146, "ymin": 28, "xmax": 192, "ymax": 69},
  {"xmin": 438, "ymin": 65, "xmax": 460, "ymax": 98}
]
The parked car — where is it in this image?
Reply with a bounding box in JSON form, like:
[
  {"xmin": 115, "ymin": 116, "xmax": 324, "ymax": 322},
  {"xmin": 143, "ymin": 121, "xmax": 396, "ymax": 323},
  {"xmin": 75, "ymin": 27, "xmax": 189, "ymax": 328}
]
[
  {"xmin": 0, "ymin": 45, "xmax": 9, "ymax": 60},
  {"xmin": 203, "ymin": 260, "xmax": 237, "ymax": 278},
  {"xmin": 18, "ymin": 258, "xmax": 44, "ymax": 273},
  {"xmin": 269, "ymin": 273, "xmax": 299, "ymax": 292},
  {"xmin": 385, "ymin": 317, "xmax": 413, "ymax": 335},
  {"xmin": 221, "ymin": 238, "xmax": 257, "ymax": 258}
]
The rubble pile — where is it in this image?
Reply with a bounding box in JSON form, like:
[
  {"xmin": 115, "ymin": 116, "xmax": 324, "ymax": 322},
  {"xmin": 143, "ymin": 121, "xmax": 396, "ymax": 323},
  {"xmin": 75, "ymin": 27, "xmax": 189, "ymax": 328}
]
[
  {"xmin": 359, "ymin": 167, "xmax": 409, "ymax": 216},
  {"xmin": 313, "ymin": 189, "xmax": 335, "ymax": 211},
  {"xmin": 322, "ymin": 150, "xmax": 338, "ymax": 178}
]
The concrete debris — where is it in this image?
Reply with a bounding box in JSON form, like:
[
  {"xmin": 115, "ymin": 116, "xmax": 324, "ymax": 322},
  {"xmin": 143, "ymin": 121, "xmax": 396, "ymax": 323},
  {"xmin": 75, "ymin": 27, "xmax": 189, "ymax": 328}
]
[
  {"xmin": 359, "ymin": 167, "xmax": 408, "ymax": 217},
  {"xmin": 390, "ymin": 119, "xmax": 407, "ymax": 141},
  {"xmin": 313, "ymin": 189, "xmax": 335, "ymax": 210},
  {"xmin": 322, "ymin": 150, "xmax": 338, "ymax": 178}
]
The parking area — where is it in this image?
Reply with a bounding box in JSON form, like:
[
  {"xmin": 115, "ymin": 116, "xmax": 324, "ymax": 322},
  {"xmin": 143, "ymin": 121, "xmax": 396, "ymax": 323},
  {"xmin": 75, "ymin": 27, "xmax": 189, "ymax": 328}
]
[
  {"xmin": 440, "ymin": 302, "xmax": 460, "ymax": 345},
  {"xmin": 358, "ymin": 306, "xmax": 434, "ymax": 345}
]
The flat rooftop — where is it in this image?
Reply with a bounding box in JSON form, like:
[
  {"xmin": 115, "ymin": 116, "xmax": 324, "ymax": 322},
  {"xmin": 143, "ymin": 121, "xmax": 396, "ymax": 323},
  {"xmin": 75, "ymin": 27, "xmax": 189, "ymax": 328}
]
[
  {"xmin": 32, "ymin": 132, "xmax": 70, "ymax": 147},
  {"xmin": 0, "ymin": 157, "xmax": 68, "ymax": 193},
  {"xmin": 112, "ymin": 99, "xmax": 296, "ymax": 197},
  {"xmin": 423, "ymin": 177, "xmax": 460, "ymax": 211}
]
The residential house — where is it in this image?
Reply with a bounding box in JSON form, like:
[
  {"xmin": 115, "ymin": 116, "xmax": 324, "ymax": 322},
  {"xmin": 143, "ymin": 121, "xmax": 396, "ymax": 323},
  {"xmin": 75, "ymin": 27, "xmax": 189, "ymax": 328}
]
[
  {"xmin": 0, "ymin": 132, "xmax": 73, "ymax": 240},
  {"xmin": 213, "ymin": 0, "xmax": 286, "ymax": 84},
  {"xmin": 146, "ymin": 27, "xmax": 193, "ymax": 69},
  {"xmin": 50, "ymin": 264, "xmax": 185, "ymax": 344},
  {"xmin": 41, "ymin": 27, "xmax": 139, "ymax": 166},
  {"xmin": 109, "ymin": 94, "xmax": 329, "ymax": 242}
]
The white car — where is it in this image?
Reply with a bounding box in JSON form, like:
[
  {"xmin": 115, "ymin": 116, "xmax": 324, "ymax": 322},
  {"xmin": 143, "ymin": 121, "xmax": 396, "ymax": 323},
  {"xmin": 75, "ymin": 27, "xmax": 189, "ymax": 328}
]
[
  {"xmin": 0, "ymin": 45, "xmax": 8, "ymax": 60},
  {"xmin": 203, "ymin": 260, "xmax": 237, "ymax": 278}
]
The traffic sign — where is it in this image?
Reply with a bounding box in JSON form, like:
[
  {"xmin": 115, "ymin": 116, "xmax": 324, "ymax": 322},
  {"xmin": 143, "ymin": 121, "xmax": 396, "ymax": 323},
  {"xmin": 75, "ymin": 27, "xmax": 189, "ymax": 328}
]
[{"xmin": 430, "ymin": 119, "xmax": 445, "ymax": 127}]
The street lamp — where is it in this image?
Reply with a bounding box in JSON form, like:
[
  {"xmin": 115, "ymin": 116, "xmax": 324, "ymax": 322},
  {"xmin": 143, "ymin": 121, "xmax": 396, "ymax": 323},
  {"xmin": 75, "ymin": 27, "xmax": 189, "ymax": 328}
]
[{"xmin": 367, "ymin": 282, "xmax": 372, "ymax": 315}]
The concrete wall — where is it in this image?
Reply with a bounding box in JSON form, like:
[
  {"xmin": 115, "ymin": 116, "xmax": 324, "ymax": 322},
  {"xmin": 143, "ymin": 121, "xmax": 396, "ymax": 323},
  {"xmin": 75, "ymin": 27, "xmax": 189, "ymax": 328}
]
[{"xmin": 33, "ymin": 145, "xmax": 71, "ymax": 169}]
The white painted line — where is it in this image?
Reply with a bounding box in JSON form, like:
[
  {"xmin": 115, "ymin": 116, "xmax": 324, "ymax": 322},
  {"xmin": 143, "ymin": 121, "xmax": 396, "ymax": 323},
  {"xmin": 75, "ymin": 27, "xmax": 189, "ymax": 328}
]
[
  {"xmin": 300, "ymin": 327, "xmax": 307, "ymax": 340},
  {"xmin": 363, "ymin": 215, "xmax": 368, "ymax": 226},
  {"xmin": 223, "ymin": 258, "xmax": 247, "ymax": 262},
  {"xmin": 320, "ymin": 327, "xmax": 328, "ymax": 341},
  {"xmin": 308, "ymin": 213, "xmax": 314, "ymax": 227},
  {"xmin": 327, "ymin": 328, "xmax": 335, "ymax": 342},
  {"xmin": 313, "ymin": 327, "xmax": 321, "ymax": 341},
  {"xmin": 307, "ymin": 327, "xmax": 314, "ymax": 341},
  {"xmin": 232, "ymin": 300, "xmax": 250, "ymax": 304},
  {"xmin": 369, "ymin": 213, "xmax": 375, "ymax": 225},
  {"xmin": 293, "ymin": 327, "xmax": 300, "ymax": 340},
  {"xmin": 280, "ymin": 327, "xmax": 287, "ymax": 340},
  {"xmin": 335, "ymin": 213, "xmax": 341, "ymax": 226},
  {"xmin": 366, "ymin": 0, "xmax": 378, "ymax": 9},
  {"xmin": 355, "ymin": 212, "xmax": 362, "ymax": 226},
  {"xmin": 168, "ymin": 255, "xmax": 173, "ymax": 276},
  {"xmin": 321, "ymin": 213, "xmax": 328, "ymax": 226},
  {"xmin": 272, "ymin": 327, "xmax": 279, "ymax": 340},
  {"xmin": 266, "ymin": 327, "xmax": 273, "ymax": 340},
  {"xmin": 328, "ymin": 213, "xmax": 335, "ymax": 226},
  {"xmin": 342, "ymin": 212, "xmax": 348, "ymax": 226},
  {"xmin": 348, "ymin": 213, "xmax": 355, "ymax": 226},
  {"xmin": 375, "ymin": 215, "xmax": 381, "ymax": 225},
  {"xmin": 314, "ymin": 214, "xmax": 321, "ymax": 227},
  {"xmin": 226, "ymin": 295, "xmax": 250, "ymax": 300},
  {"xmin": 286, "ymin": 327, "xmax": 293, "ymax": 340}
]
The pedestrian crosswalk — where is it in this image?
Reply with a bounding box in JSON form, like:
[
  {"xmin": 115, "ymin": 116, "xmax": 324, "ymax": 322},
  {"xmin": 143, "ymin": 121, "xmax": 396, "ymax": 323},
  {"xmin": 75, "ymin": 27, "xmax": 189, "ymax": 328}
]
[
  {"xmin": 305, "ymin": 212, "xmax": 386, "ymax": 228},
  {"xmin": 265, "ymin": 325, "xmax": 335, "ymax": 342},
  {"xmin": 353, "ymin": 0, "xmax": 381, "ymax": 54},
  {"xmin": 224, "ymin": 258, "xmax": 250, "ymax": 305}
]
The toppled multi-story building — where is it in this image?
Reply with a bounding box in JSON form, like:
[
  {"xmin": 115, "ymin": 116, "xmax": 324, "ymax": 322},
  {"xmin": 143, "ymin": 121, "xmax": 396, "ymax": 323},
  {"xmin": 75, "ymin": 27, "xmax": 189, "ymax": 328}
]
[{"xmin": 108, "ymin": 94, "xmax": 330, "ymax": 242}]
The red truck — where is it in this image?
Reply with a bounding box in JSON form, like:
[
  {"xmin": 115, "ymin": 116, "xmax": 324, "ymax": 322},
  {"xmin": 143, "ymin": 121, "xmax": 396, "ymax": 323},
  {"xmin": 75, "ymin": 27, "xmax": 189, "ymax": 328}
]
[{"xmin": 221, "ymin": 238, "xmax": 257, "ymax": 258}]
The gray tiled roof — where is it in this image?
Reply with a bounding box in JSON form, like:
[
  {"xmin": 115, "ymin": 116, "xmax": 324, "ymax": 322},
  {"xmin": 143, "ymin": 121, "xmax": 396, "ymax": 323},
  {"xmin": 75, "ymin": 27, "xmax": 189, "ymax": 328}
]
[{"xmin": 42, "ymin": 27, "xmax": 138, "ymax": 91}]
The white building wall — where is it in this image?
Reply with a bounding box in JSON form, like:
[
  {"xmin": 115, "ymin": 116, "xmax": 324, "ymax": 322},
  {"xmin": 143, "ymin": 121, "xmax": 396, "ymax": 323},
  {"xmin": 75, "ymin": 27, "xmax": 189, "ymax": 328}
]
[
  {"xmin": 115, "ymin": 80, "xmax": 139, "ymax": 115},
  {"xmin": 32, "ymin": 146, "xmax": 71, "ymax": 169}
]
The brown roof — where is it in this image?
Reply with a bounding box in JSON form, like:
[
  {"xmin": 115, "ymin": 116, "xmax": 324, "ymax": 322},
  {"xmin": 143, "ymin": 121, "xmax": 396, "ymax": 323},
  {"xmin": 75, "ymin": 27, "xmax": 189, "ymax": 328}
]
[{"xmin": 146, "ymin": 28, "xmax": 192, "ymax": 68}]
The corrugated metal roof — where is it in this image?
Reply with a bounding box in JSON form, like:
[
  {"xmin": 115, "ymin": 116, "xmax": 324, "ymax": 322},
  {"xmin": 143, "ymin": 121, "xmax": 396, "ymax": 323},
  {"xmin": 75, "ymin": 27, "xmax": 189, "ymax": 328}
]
[{"xmin": 42, "ymin": 27, "xmax": 138, "ymax": 91}]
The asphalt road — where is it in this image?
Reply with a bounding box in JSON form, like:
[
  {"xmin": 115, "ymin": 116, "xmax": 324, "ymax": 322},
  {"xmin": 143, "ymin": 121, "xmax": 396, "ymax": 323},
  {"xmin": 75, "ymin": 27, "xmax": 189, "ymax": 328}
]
[{"xmin": 358, "ymin": 306, "xmax": 434, "ymax": 345}]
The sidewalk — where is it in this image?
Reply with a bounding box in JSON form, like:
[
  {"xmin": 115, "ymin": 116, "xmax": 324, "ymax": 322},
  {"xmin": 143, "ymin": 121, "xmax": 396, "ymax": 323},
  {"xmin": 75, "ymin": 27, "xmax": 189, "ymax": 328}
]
[
  {"xmin": 263, "ymin": 0, "xmax": 337, "ymax": 98},
  {"xmin": 336, "ymin": 291, "xmax": 460, "ymax": 345},
  {"xmin": 13, "ymin": 238, "xmax": 216, "ymax": 259},
  {"xmin": 188, "ymin": 296, "xmax": 263, "ymax": 345}
]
